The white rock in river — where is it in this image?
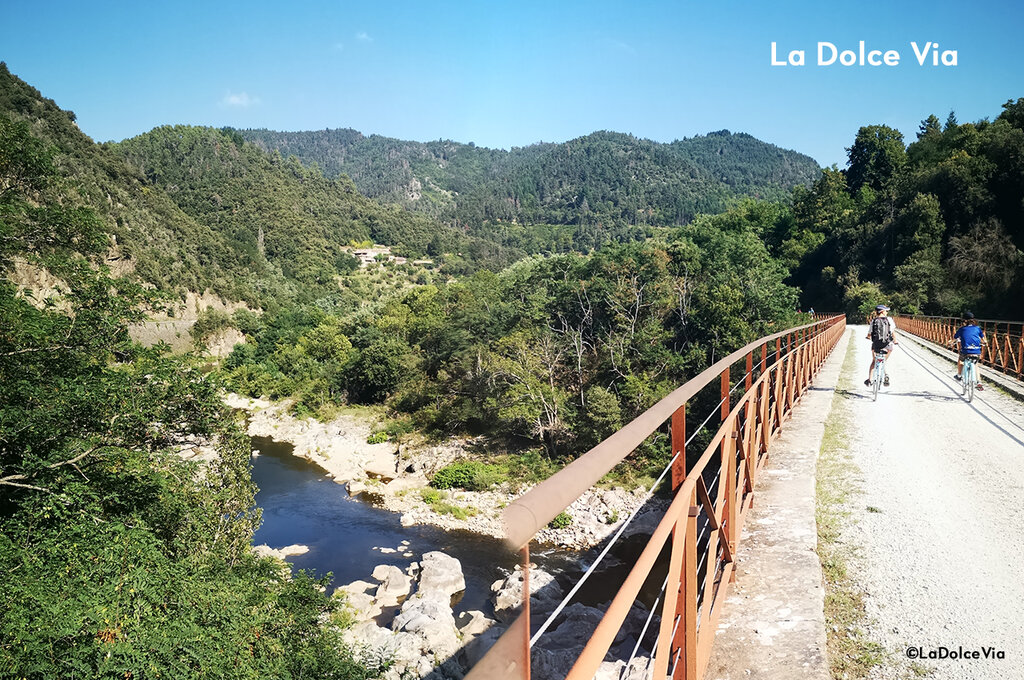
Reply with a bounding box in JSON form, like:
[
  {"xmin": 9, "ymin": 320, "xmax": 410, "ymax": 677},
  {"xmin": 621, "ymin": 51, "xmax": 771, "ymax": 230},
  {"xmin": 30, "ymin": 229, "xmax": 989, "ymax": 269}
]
[
  {"xmin": 343, "ymin": 622, "xmax": 424, "ymax": 675},
  {"xmin": 392, "ymin": 596, "xmax": 461, "ymax": 660},
  {"xmin": 252, "ymin": 543, "xmax": 309, "ymax": 559},
  {"xmin": 371, "ymin": 564, "xmax": 412, "ymax": 607},
  {"xmin": 334, "ymin": 580, "xmax": 382, "ymax": 622},
  {"xmin": 416, "ymin": 551, "xmax": 466, "ymax": 602},
  {"xmin": 456, "ymin": 610, "xmax": 496, "ymax": 636}
]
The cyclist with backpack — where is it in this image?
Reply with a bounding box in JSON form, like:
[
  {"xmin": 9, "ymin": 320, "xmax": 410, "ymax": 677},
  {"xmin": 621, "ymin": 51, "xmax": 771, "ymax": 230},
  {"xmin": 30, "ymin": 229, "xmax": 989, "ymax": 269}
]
[
  {"xmin": 947, "ymin": 312, "xmax": 985, "ymax": 391},
  {"xmin": 865, "ymin": 305, "xmax": 898, "ymax": 387}
]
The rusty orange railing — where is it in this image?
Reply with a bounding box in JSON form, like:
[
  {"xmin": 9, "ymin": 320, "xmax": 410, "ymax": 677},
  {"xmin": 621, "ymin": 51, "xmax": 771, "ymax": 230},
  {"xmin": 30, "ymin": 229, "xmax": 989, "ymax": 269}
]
[
  {"xmin": 895, "ymin": 315, "xmax": 1024, "ymax": 381},
  {"xmin": 466, "ymin": 314, "xmax": 847, "ymax": 680}
]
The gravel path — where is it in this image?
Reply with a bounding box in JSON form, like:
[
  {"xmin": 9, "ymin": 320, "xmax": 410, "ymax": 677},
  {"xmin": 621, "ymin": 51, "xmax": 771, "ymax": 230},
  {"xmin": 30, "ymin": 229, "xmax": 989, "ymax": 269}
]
[{"xmin": 838, "ymin": 325, "xmax": 1024, "ymax": 679}]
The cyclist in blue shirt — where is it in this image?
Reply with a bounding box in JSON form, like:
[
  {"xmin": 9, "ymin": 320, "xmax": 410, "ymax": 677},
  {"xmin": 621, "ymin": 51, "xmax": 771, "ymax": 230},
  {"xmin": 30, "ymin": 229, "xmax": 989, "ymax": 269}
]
[{"xmin": 948, "ymin": 312, "xmax": 985, "ymax": 391}]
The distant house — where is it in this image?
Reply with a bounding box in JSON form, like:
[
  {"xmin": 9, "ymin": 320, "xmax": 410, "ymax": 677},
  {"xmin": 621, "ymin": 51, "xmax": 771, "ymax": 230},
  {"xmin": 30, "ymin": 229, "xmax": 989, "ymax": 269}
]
[
  {"xmin": 345, "ymin": 246, "xmax": 428, "ymax": 269},
  {"xmin": 351, "ymin": 245, "xmax": 392, "ymax": 268}
]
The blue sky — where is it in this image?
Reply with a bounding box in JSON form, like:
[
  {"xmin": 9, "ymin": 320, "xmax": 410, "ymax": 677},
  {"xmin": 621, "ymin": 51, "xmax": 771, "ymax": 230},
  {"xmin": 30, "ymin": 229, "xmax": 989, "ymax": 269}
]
[{"xmin": 2, "ymin": 0, "xmax": 1021, "ymax": 166}]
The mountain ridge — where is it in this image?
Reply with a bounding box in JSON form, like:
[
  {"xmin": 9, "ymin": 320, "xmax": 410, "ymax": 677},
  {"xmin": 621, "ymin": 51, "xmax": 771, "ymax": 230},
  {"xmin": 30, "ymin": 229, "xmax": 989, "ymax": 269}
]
[{"xmin": 240, "ymin": 125, "xmax": 821, "ymax": 252}]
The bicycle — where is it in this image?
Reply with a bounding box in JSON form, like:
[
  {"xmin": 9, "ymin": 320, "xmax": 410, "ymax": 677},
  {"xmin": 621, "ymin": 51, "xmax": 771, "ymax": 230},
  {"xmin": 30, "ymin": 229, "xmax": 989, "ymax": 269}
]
[
  {"xmin": 961, "ymin": 355, "xmax": 979, "ymax": 402},
  {"xmin": 871, "ymin": 351, "xmax": 888, "ymax": 401}
]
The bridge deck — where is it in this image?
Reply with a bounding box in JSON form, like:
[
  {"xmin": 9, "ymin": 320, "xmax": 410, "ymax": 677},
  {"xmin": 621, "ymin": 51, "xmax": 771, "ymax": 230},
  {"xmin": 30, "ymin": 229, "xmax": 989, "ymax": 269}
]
[{"xmin": 836, "ymin": 325, "xmax": 1024, "ymax": 679}]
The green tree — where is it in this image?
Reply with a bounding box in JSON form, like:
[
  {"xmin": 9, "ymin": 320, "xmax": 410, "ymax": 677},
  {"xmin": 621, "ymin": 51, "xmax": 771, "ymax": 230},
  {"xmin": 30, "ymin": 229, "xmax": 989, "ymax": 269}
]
[
  {"xmin": 845, "ymin": 125, "xmax": 907, "ymax": 193},
  {"xmin": 484, "ymin": 331, "xmax": 572, "ymax": 456},
  {"xmin": 575, "ymin": 385, "xmax": 623, "ymax": 452},
  {"xmin": 917, "ymin": 114, "xmax": 942, "ymax": 140},
  {"xmin": 998, "ymin": 98, "xmax": 1024, "ymax": 130},
  {"xmin": 349, "ymin": 338, "xmax": 410, "ymax": 403}
]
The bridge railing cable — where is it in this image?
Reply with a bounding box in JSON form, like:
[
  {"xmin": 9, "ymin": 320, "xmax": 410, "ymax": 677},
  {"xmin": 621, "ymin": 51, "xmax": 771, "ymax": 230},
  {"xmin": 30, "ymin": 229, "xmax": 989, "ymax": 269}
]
[
  {"xmin": 465, "ymin": 314, "xmax": 847, "ymax": 680},
  {"xmin": 527, "ymin": 358, "xmax": 754, "ymax": 651},
  {"xmin": 894, "ymin": 314, "xmax": 1024, "ymax": 381}
]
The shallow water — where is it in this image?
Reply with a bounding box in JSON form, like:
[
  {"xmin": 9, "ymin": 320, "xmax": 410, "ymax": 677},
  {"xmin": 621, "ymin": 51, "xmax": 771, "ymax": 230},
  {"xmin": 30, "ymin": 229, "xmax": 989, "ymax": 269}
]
[
  {"xmin": 250, "ymin": 435, "xmax": 668, "ymax": 620},
  {"xmin": 249, "ymin": 435, "xmax": 530, "ymax": 614}
]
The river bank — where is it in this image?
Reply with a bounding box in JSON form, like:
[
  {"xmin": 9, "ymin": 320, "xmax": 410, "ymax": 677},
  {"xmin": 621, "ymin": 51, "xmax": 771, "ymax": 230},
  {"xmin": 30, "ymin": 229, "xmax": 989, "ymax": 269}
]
[{"xmin": 228, "ymin": 393, "xmax": 665, "ymax": 550}]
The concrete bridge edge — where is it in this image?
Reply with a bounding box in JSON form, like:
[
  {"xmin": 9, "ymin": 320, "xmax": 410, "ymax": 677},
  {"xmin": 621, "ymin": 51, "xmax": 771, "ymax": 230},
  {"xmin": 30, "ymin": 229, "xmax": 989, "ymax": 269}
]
[{"xmin": 702, "ymin": 325, "xmax": 853, "ymax": 680}]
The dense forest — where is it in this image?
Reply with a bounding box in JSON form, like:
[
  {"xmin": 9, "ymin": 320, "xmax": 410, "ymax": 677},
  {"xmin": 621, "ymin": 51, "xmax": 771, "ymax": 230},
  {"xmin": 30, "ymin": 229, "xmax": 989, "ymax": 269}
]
[
  {"xmin": 241, "ymin": 127, "xmax": 821, "ymax": 253},
  {"xmin": 112, "ymin": 126, "xmax": 522, "ymax": 300},
  {"xmin": 223, "ymin": 210, "xmax": 800, "ymax": 461}
]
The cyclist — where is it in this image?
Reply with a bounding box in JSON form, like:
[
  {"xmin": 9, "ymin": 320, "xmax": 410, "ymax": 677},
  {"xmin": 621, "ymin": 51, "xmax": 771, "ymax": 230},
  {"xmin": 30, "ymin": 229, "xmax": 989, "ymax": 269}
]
[
  {"xmin": 947, "ymin": 312, "xmax": 985, "ymax": 391},
  {"xmin": 864, "ymin": 305, "xmax": 897, "ymax": 387}
]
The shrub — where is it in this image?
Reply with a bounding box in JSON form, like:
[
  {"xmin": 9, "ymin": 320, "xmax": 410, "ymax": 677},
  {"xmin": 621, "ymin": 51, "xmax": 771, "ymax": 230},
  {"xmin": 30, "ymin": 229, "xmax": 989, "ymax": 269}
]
[
  {"xmin": 384, "ymin": 417, "xmax": 415, "ymax": 439},
  {"xmin": 843, "ymin": 280, "xmax": 887, "ymax": 319},
  {"xmin": 417, "ymin": 488, "xmax": 476, "ymax": 520},
  {"xmin": 433, "ymin": 502, "xmax": 477, "ymax": 520},
  {"xmin": 548, "ymin": 511, "xmax": 573, "ymax": 529},
  {"xmin": 430, "ymin": 461, "xmax": 504, "ymax": 491},
  {"xmin": 420, "ymin": 488, "xmax": 445, "ymax": 505},
  {"xmin": 506, "ymin": 450, "xmax": 558, "ymax": 486}
]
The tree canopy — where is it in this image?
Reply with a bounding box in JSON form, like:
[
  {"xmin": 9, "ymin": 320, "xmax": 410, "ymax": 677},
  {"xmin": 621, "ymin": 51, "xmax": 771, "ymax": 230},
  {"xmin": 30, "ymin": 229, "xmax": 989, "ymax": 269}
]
[{"xmin": 779, "ymin": 105, "xmax": 1024, "ymax": 317}]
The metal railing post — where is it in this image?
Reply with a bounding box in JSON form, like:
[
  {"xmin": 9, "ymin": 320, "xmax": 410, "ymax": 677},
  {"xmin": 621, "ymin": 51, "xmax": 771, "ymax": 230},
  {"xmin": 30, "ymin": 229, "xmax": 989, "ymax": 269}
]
[
  {"xmin": 672, "ymin": 405, "xmax": 687, "ymax": 490},
  {"xmin": 675, "ymin": 491, "xmax": 698, "ymax": 679},
  {"xmin": 521, "ymin": 546, "xmax": 531, "ymax": 680},
  {"xmin": 724, "ymin": 429, "xmax": 738, "ymax": 582},
  {"xmin": 720, "ymin": 368, "xmax": 730, "ymax": 421}
]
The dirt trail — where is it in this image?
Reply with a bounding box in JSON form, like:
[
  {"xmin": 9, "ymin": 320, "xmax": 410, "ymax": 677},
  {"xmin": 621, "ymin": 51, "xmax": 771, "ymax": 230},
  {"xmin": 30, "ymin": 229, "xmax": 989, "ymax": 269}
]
[{"xmin": 838, "ymin": 325, "xmax": 1024, "ymax": 679}]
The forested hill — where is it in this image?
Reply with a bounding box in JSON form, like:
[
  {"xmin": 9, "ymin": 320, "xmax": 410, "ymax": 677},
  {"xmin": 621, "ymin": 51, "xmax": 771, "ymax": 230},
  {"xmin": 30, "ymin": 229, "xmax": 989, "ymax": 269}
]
[
  {"xmin": 240, "ymin": 127, "xmax": 820, "ymax": 243},
  {"xmin": 0, "ymin": 64, "xmax": 518, "ymax": 310},
  {"xmin": 111, "ymin": 126, "xmax": 520, "ymax": 290}
]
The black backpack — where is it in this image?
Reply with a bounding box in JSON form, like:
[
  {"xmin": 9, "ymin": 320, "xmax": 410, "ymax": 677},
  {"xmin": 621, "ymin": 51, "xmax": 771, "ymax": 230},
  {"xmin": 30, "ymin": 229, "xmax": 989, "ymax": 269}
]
[{"xmin": 870, "ymin": 317, "xmax": 892, "ymax": 345}]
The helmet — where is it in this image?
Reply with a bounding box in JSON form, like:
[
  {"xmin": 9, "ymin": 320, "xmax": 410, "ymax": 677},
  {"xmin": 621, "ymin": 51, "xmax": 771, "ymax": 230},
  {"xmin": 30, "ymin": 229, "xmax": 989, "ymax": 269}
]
[{"xmin": 875, "ymin": 305, "xmax": 890, "ymax": 312}]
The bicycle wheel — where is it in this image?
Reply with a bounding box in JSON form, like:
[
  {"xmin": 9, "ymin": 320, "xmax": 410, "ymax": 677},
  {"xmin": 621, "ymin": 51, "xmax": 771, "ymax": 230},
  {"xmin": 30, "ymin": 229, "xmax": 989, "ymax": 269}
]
[
  {"xmin": 966, "ymin": 364, "xmax": 975, "ymax": 403},
  {"xmin": 872, "ymin": 363, "xmax": 880, "ymax": 401},
  {"xmin": 961, "ymin": 363, "xmax": 968, "ymax": 396}
]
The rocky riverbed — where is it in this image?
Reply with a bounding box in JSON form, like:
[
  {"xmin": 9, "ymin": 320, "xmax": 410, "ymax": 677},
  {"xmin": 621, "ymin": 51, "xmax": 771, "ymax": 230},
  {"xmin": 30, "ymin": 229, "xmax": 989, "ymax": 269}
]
[
  {"xmin": 229, "ymin": 393, "xmax": 667, "ymax": 550},
  {"xmin": 335, "ymin": 550, "xmax": 654, "ymax": 680}
]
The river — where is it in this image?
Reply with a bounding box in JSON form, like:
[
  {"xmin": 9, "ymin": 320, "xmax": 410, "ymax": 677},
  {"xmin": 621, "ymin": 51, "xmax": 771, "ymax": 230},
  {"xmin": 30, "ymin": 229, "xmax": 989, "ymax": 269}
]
[{"xmin": 249, "ymin": 435, "xmax": 667, "ymax": 619}]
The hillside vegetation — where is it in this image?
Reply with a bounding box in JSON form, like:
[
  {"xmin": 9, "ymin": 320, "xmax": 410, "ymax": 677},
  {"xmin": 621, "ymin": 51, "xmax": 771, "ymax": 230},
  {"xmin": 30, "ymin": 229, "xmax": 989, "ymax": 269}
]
[
  {"xmin": 112, "ymin": 126, "xmax": 520, "ymax": 306},
  {"xmin": 223, "ymin": 205, "xmax": 802, "ymax": 471},
  {"xmin": 242, "ymin": 127, "xmax": 821, "ymax": 253},
  {"xmin": 0, "ymin": 63, "xmax": 516, "ymax": 313},
  {"xmin": 0, "ymin": 114, "xmax": 377, "ymax": 678},
  {"xmin": 772, "ymin": 104, "xmax": 1024, "ymax": 318}
]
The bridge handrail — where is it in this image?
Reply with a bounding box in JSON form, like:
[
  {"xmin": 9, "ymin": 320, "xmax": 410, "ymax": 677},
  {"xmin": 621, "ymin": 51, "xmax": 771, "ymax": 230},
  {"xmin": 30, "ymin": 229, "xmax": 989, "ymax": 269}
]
[
  {"xmin": 895, "ymin": 314, "xmax": 1023, "ymax": 380},
  {"xmin": 468, "ymin": 313, "xmax": 847, "ymax": 680},
  {"xmin": 504, "ymin": 315, "xmax": 844, "ymax": 550},
  {"xmin": 895, "ymin": 313, "xmax": 1023, "ymax": 326}
]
